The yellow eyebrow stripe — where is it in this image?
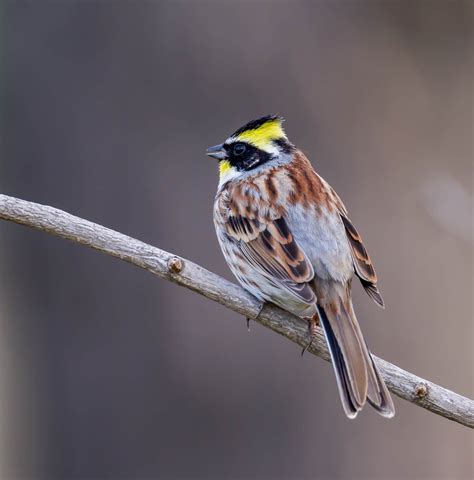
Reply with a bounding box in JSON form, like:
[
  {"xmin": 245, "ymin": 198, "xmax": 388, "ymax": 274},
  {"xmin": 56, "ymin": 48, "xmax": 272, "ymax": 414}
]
[{"xmin": 235, "ymin": 119, "xmax": 286, "ymax": 149}]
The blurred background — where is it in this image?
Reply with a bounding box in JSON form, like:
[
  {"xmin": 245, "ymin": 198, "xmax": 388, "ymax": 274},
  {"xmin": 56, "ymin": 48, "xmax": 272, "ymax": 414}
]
[{"xmin": 1, "ymin": 1, "xmax": 473, "ymax": 479}]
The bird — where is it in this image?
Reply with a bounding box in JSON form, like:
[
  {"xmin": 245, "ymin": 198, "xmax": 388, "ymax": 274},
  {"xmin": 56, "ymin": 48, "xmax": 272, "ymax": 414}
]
[{"xmin": 206, "ymin": 115, "xmax": 395, "ymax": 419}]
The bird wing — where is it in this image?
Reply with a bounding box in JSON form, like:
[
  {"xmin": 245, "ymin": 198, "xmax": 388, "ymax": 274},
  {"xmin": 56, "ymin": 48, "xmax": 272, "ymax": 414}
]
[
  {"xmin": 224, "ymin": 210, "xmax": 316, "ymax": 309},
  {"xmin": 339, "ymin": 214, "xmax": 384, "ymax": 308},
  {"xmin": 329, "ymin": 187, "xmax": 384, "ymax": 307},
  {"xmin": 329, "ymin": 187, "xmax": 385, "ymax": 308}
]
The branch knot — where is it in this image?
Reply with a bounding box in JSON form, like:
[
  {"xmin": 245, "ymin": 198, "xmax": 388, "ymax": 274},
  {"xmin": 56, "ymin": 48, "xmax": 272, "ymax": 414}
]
[
  {"xmin": 167, "ymin": 256, "xmax": 184, "ymax": 274},
  {"xmin": 415, "ymin": 382, "xmax": 428, "ymax": 399}
]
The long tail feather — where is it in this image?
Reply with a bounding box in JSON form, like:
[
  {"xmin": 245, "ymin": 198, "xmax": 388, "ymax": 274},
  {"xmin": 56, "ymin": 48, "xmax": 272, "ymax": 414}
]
[
  {"xmin": 346, "ymin": 301, "xmax": 395, "ymax": 417},
  {"xmin": 318, "ymin": 300, "xmax": 395, "ymax": 419}
]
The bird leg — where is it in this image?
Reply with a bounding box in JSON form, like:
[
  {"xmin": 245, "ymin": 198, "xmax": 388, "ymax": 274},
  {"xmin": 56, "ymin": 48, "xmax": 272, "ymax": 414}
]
[
  {"xmin": 301, "ymin": 312, "xmax": 320, "ymax": 356},
  {"xmin": 246, "ymin": 301, "xmax": 264, "ymax": 332}
]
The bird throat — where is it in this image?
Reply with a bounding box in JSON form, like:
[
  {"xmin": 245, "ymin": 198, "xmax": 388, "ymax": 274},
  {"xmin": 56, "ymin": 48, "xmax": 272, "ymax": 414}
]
[{"xmin": 219, "ymin": 160, "xmax": 233, "ymax": 179}]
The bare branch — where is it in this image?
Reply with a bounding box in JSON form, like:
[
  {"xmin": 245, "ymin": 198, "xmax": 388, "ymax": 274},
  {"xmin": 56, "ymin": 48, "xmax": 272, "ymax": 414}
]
[{"xmin": 0, "ymin": 193, "xmax": 472, "ymax": 428}]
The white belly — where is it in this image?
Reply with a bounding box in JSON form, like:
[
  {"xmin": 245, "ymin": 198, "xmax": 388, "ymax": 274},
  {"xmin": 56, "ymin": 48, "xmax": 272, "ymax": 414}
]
[{"xmin": 286, "ymin": 203, "xmax": 354, "ymax": 283}]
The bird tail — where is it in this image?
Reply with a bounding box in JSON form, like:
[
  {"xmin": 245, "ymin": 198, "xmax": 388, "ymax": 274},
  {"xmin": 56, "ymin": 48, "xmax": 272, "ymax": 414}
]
[{"xmin": 318, "ymin": 298, "xmax": 395, "ymax": 419}]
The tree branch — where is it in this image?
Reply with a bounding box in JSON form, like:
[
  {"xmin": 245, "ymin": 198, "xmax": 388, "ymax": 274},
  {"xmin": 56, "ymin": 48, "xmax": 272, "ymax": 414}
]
[{"xmin": 0, "ymin": 193, "xmax": 472, "ymax": 428}]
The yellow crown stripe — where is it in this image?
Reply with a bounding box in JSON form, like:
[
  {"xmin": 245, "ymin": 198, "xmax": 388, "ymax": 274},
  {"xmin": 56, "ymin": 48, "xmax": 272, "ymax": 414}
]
[{"xmin": 235, "ymin": 119, "xmax": 286, "ymax": 149}]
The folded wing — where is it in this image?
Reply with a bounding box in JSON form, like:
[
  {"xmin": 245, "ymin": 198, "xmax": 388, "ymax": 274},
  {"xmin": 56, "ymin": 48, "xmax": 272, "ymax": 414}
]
[
  {"xmin": 225, "ymin": 212, "xmax": 316, "ymax": 312},
  {"xmin": 339, "ymin": 213, "xmax": 385, "ymax": 308},
  {"xmin": 329, "ymin": 186, "xmax": 384, "ymax": 307}
]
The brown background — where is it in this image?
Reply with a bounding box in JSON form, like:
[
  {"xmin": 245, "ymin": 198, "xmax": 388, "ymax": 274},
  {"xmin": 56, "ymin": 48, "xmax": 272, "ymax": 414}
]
[{"xmin": 1, "ymin": 1, "xmax": 473, "ymax": 479}]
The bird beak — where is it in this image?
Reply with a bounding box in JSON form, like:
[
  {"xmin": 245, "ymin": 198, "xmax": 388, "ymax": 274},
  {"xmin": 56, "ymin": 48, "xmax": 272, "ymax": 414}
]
[{"xmin": 206, "ymin": 143, "xmax": 228, "ymax": 160}]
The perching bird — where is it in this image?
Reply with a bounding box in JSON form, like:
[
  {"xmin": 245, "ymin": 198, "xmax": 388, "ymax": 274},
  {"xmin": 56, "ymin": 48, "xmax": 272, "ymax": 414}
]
[{"xmin": 207, "ymin": 115, "xmax": 395, "ymax": 419}]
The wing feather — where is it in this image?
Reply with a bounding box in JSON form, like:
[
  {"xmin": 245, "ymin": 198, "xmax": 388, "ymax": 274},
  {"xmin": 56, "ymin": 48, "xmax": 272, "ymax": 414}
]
[
  {"xmin": 328, "ymin": 185, "xmax": 384, "ymax": 307},
  {"xmin": 339, "ymin": 214, "xmax": 385, "ymax": 308},
  {"xmin": 225, "ymin": 213, "xmax": 316, "ymax": 307}
]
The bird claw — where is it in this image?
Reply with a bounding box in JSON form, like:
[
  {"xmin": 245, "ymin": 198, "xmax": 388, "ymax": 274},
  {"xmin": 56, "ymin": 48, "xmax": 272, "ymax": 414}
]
[
  {"xmin": 246, "ymin": 302, "xmax": 264, "ymax": 332},
  {"xmin": 301, "ymin": 335, "xmax": 315, "ymax": 356},
  {"xmin": 301, "ymin": 313, "xmax": 319, "ymax": 356}
]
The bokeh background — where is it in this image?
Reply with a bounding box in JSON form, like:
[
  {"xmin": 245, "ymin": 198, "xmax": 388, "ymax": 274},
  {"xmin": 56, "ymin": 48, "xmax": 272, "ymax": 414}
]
[{"xmin": 1, "ymin": 1, "xmax": 473, "ymax": 479}]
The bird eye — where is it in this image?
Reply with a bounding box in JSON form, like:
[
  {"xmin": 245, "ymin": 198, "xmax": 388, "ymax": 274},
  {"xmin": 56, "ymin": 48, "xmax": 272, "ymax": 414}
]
[{"xmin": 233, "ymin": 143, "xmax": 246, "ymax": 156}]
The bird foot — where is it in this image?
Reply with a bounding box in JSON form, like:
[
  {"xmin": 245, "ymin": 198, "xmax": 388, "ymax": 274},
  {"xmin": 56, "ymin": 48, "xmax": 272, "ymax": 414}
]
[
  {"xmin": 301, "ymin": 313, "xmax": 320, "ymax": 356},
  {"xmin": 245, "ymin": 302, "xmax": 264, "ymax": 333}
]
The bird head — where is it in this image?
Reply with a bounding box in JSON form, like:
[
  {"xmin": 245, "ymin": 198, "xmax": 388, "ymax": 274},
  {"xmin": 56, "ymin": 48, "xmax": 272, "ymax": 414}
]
[{"xmin": 206, "ymin": 115, "xmax": 294, "ymax": 185}]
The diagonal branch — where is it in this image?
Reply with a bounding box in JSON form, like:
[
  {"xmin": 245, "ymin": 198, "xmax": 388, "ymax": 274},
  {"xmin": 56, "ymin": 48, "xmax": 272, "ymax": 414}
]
[{"xmin": 0, "ymin": 193, "xmax": 472, "ymax": 428}]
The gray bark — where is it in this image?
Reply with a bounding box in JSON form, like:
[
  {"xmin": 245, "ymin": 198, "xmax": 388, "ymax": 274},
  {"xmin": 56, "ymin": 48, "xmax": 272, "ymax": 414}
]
[{"xmin": 0, "ymin": 194, "xmax": 472, "ymax": 428}]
